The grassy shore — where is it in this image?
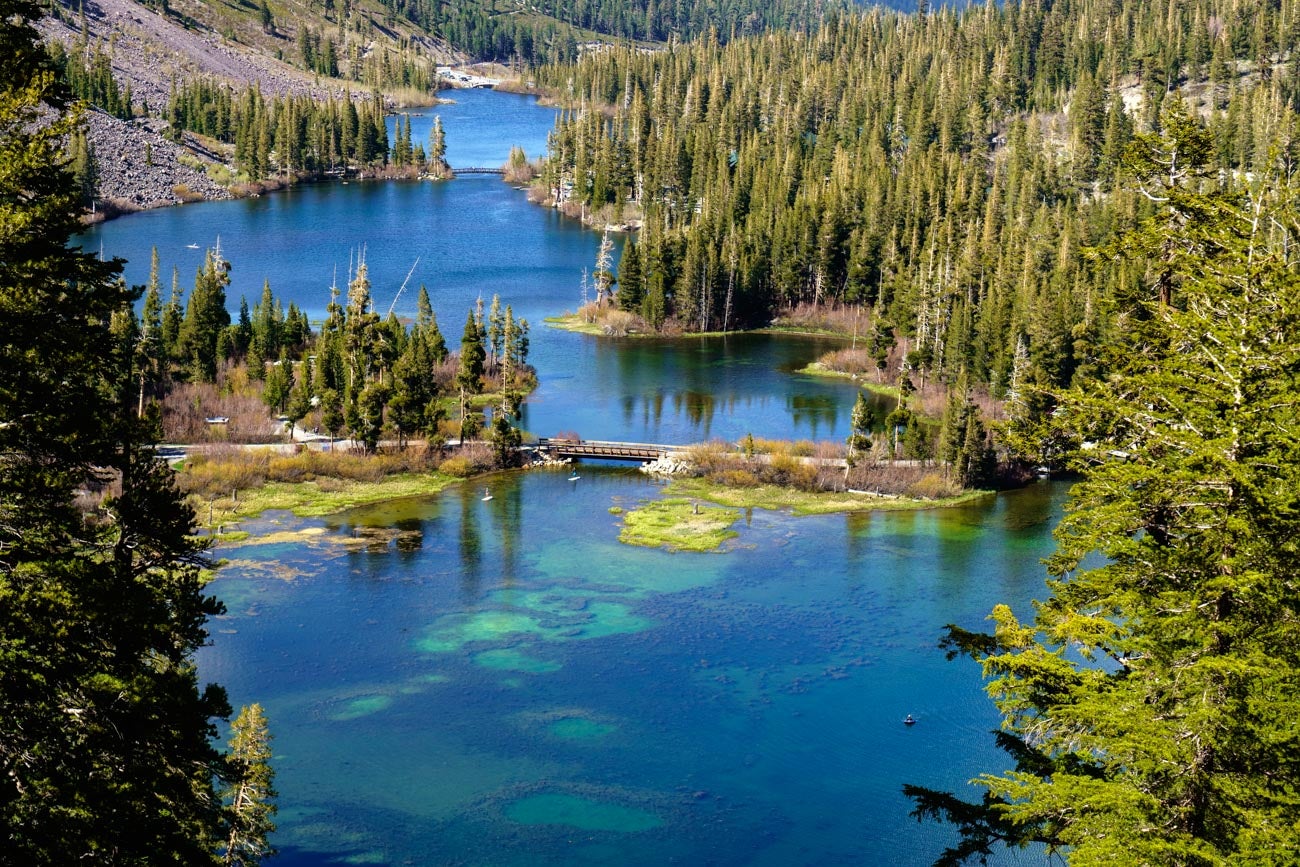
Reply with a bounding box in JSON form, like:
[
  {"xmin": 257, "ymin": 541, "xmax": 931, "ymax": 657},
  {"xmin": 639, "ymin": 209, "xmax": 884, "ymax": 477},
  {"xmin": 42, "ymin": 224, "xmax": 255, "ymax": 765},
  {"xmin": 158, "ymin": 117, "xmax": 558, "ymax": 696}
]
[
  {"xmin": 199, "ymin": 471, "xmax": 460, "ymax": 533},
  {"xmin": 544, "ymin": 314, "xmax": 608, "ymax": 336},
  {"xmin": 664, "ymin": 476, "xmax": 992, "ymax": 516},
  {"xmin": 618, "ymin": 497, "xmax": 741, "ymax": 552},
  {"xmin": 545, "ymin": 312, "xmax": 731, "ymax": 339}
]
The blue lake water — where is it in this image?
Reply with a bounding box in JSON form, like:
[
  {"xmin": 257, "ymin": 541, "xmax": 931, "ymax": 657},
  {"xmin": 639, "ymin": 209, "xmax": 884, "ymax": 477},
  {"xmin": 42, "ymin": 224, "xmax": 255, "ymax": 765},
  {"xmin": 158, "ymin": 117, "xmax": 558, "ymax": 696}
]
[
  {"xmin": 201, "ymin": 470, "xmax": 1064, "ymax": 865},
  {"xmin": 85, "ymin": 88, "xmax": 1061, "ymax": 864}
]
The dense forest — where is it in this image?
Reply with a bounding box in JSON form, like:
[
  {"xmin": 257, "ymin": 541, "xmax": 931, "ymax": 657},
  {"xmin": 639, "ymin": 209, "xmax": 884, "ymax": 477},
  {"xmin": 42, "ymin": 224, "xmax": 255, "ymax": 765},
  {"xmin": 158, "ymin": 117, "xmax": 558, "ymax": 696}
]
[
  {"xmin": 132, "ymin": 244, "xmax": 533, "ymax": 457},
  {"xmin": 530, "ymin": 0, "xmax": 1300, "ymax": 435},
  {"xmin": 0, "ymin": 0, "xmax": 276, "ymax": 860},
  {"xmin": 51, "ymin": 35, "xmax": 458, "ymax": 185},
  {"xmin": 376, "ymin": 0, "xmax": 866, "ymax": 64}
]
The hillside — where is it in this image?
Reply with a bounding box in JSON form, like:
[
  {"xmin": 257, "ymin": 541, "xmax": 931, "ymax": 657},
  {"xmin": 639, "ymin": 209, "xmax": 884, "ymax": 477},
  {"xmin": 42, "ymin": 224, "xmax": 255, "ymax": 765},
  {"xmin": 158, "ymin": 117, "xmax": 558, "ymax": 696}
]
[
  {"xmin": 40, "ymin": 0, "xmax": 463, "ymax": 211},
  {"xmin": 41, "ymin": 0, "xmax": 869, "ymax": 213}
]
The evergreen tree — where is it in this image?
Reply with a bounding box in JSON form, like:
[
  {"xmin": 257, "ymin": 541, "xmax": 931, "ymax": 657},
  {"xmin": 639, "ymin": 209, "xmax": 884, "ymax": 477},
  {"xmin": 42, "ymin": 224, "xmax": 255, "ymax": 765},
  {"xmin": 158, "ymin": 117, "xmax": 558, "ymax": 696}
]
[
  {"xmin": 180, "ymin": 248, "xmax": 232, "ymax": 382},
  {"xmin": 344, "ymin": 262, "xmax": 380, "ymax": 390},
  {"xmin": 909, "ymin": 113, "xmax": 1300, "ymax": 866},
  {"xmin": 616, "ymin": 238, "xmax": 644, "ymax": 310},
  {"xmin": 355, "ymin": 381, "xmax": 390, "ymax": 453},
  {"xmin": 456, "ymin": 309, "xmax": 485, "ymax": 434},
  {"xmin": 285, "ymin": 354, "xmax": 313, "ymax": 441},
  {"xmin": 139, "ymin": 247, "xmax": 165, "ymax": 405},
  {"xmin": 221, "ymin": 704, "xmax": 277, "ymax": 867},
  {"xmin": 389, "ymin": 332, "xmax": 433, "ymax": 446},
  {"xmin": 847, "ymin": 389, "xmax": 873, "ymax": 458},
  {"xmin": 428, "ymin": 115, "xmax": 446, "ymax": 169},
  {"xmin": 262, "ymin": 349, "xmax": 292, "ymax": 414},
  {"xmin": 0, "ymin": 3, "xmax": 229, "ymax": 858},
  {"xmin": 162, "ymin": 266, "xmax": 184, "ymax": 365},
  {"xmin": 487, "ymin": 294, "xmax": 504, "ymax": 369}
]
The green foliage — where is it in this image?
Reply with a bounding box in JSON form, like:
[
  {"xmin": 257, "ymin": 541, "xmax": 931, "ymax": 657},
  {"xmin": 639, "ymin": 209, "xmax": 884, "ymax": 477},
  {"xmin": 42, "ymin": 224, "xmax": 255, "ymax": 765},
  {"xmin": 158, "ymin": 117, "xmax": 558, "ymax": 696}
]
[
  {"xmin": 48, "ymin": 39, "xmax": 133, "ymax": 119},
  {"xmin": 847, "ymin": 389, "xmax": 873, "ymax": 457},
  {"xmin": 909, "ymin": 110, "xmax": 1300, "ymax": 865},
  {"xmin": 533, "ymin": 0, "xmax": 1300, "ymax": 440},
  {"xmin": 221, "ymin": 704, "xmax": 277, "ymax": 866},
  {"xmin": 180, "ymin": 248, "xmax": 233, "ymax": 382},
  {"xmin": 457, "ymin": 308, "xmax": 486, "ymax": 425},
  {"xmin": 167, "ymin": 81, "xmax": 391, "ymax": 180},
  {"xmin": 489, "ymin": 411, "xmax": 522, "ymax": 467},
  {"xmin": 0, "ymin": 2, "xmax": 228, "ymax": 858}
]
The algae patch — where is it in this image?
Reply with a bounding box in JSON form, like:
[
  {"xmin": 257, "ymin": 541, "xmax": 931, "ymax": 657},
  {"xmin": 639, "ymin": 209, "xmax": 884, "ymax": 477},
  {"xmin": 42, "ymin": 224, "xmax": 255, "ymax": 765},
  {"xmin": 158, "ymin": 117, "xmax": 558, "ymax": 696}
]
[
  {"xmin": 665, "ymin": 477, "xmax": 993, "ymax": 516},
  {"xmin": 327, "ymin": 694, "xmax": 394, "ymax": 722},
  {"xmin": 618, "ymin": 498, "xmax": 740, "ymax": 552},
  {"xmin": 220, "ymin": 559, "xmax": 314, "ymax": 582},
  {"xmin": 504, "ymin": 793, "xmax": 662, "ymax": 832},
  {"xmin": 472, "ymin": 647, "xmax": 562, "ymax": 674},
  {"xmin": 549, "ymin": 717, "xmax": 616, "ymax": 740}
]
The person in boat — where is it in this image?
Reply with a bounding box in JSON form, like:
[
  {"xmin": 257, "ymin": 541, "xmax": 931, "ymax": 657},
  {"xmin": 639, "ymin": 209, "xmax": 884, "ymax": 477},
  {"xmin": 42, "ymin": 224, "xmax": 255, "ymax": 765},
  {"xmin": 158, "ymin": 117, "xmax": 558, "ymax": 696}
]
[{"xmin": 904, "ymin": 714, "xmax": 916, "ymax": 725}]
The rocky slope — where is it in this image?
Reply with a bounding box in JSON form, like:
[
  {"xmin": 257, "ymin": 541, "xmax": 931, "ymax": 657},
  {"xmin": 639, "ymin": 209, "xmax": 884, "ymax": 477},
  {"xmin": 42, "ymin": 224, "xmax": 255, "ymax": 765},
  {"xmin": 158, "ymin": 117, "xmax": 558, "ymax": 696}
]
[
  {"xmin": 82, "ymin": 110, "xmax": 231, "ymax": 211},
  {"xmin": 39, "ymin": 0, "xmax": 461, "ymax": 215}
]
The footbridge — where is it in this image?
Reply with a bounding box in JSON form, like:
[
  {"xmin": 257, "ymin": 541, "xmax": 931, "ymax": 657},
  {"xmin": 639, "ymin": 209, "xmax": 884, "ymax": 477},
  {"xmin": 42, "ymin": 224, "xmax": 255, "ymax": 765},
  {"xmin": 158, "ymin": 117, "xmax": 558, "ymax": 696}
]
[
  {"xmin": 536, "ymin": 437, "xmax": 684, "ymax": 463},
  {"xmin": 454, "ymin": 167, "xmax": 506, "ymax": 175}
]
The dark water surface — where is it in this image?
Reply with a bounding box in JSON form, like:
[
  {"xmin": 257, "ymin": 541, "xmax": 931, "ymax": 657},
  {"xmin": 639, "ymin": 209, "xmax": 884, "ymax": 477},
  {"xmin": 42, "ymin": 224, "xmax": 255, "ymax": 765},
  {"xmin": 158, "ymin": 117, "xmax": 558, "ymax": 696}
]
[
  {"xmin": 200, "ymin": 471, "xmax": 1064, "ymax": 865},
  {"xmin": 86, "ymin": 89, "xmax": 1061, "ymax": 864}
]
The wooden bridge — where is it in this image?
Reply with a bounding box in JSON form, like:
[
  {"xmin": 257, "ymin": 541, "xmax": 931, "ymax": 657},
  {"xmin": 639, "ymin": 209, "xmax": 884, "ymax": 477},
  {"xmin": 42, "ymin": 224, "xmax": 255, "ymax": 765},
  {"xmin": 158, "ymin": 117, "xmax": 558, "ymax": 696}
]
[
  {"xmin": 535, "ymin": 437, "xmax": 681, "ymax": 462},
  {"xmin": 454, "ymin": 167, "xmax": 506, "ymax": 175}
]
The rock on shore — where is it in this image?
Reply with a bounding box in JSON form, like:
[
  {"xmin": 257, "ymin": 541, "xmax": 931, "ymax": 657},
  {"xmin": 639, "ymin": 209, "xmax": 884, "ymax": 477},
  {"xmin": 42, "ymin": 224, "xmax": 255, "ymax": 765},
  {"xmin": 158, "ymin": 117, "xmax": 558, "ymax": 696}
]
[
  {"xmin": 85, "ymin": 110, "xmax": 232, "ymax": 211},
  {"xmin": 39, "ymin": 0, "xmax": 463, "ymax": 215}
]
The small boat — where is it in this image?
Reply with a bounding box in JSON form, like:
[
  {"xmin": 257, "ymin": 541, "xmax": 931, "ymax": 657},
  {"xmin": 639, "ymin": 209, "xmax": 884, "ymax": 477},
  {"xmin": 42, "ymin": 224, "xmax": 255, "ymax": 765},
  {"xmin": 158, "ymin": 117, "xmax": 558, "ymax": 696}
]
[
  {"xmin": 481, "ymin": 487, "xmax": 493, "ymax": 501},
  {"xmin": 185, "ymin": 243, "xmax": 199, "ymax": 249},
  {"xmin": 568, "ymin": 470, "xmax": 580, "ymax": 481},
  {"xmin": 904, "ymin": 714, "xmax": 916, "ymax": 726}
]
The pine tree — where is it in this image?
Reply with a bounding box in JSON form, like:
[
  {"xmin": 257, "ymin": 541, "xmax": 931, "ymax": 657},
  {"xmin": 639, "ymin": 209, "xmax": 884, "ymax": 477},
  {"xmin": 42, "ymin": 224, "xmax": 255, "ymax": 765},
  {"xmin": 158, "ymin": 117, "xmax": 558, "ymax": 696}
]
[
  {"xmin": 616, "ymin": 237, "xmax": 644, "ymax": 310},
  {"xmin": 1, "ymin": 4, "xmax": 229, "ymax": 858},
  {"xmin": 262, "ymin": 349, "xmax": 292, "ymax": 413},
  {"xmin": 456, "ymin": 309, "xmax": 485, "ymax": 435},
  {"xmin": 909, "ymin": 112, "xmax": 1300, "ymax": 866},
  {"xmin": 428, "ymin": 115, "xmax": 446, "ymax": 173},
  {"xmin": 139, "ymin": 247, "xmax": 165, "ymax": 405},
  {"xmin": 847, "ymin": 389, "xmax": 873, "ymax": 458},
  {"xmin": 221, "ymin": 704, "xmax": 277, "ymax": 866},
  {"xmin": 487, "ymin": 293, "xmax": 504, "ymax": 369},
  {"xmin": 285, "ymin": 354, "xmax": 313, "ymax": 441},
  {"xmin": 180, "ymin": 248, "xmax": 232, "ymax": 382}
]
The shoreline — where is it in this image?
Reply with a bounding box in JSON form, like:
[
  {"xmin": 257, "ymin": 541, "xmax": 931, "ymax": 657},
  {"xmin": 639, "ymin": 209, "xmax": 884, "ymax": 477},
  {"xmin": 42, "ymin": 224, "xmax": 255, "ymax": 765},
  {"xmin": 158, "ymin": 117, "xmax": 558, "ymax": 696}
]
[{"xmin": 199, "ymin": 455, "xmax": 997, "ymax": 545}]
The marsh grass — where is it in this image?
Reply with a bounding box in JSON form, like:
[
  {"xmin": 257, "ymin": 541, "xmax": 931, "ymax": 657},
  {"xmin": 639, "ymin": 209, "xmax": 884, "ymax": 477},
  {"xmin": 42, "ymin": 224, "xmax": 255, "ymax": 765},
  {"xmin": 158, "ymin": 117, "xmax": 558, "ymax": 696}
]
[
  {"xmin": 665, "ymin": 477, "xmax": 990, "ymax": 516},
  {"xmin": 619, "ymin": 498, "xmax": 741, "ymax": 552},
  {"xmin": 178, "ymin": 445, "xmax": 460, "ymax": 528}
]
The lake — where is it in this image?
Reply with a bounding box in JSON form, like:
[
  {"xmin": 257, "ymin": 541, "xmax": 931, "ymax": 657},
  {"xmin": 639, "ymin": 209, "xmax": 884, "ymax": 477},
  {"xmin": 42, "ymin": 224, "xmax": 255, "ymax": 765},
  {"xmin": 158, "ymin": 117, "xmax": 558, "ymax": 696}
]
[
  {"xmin": 83, "ymin": 89, "xmax": 883, "ymax": 445},
  {"xmin": 202, "ymin": 471, "xmax": 1063, "ymax": 865},
  {"xmin": 85, "ymin": 89, "xmax": 1058, "ymax": 865}
]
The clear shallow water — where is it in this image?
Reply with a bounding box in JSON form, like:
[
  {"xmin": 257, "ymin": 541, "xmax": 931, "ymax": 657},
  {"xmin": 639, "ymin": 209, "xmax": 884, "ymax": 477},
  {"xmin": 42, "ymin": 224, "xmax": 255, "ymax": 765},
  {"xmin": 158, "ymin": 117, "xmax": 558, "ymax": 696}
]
[
  {"xmin": 82, "ymin": 90, "xmax": 877, "ymax": 444},
  {"xmin": 199, "ymin": 471, "xmax": 1065, "ymax": 865}
]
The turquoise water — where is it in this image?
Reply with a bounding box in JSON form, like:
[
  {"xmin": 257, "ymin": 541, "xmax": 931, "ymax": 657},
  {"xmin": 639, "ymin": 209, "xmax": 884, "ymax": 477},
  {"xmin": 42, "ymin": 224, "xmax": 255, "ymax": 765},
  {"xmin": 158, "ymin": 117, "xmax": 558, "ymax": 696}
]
[
  {"xmin": 199, "ymin": 470, "xmax": 1064, "ymax": 865},
  {"xmin": 81, "ymin": 90, "xmax": 880, "ymax": 444}
]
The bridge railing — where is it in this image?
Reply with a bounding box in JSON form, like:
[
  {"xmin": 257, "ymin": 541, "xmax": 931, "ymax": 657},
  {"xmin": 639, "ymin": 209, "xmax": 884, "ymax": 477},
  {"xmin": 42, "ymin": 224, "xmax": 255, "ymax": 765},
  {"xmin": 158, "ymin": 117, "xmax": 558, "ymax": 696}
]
[{"xmin": 535, "ymin": 437, "xmax": 684, "ymax": 460}]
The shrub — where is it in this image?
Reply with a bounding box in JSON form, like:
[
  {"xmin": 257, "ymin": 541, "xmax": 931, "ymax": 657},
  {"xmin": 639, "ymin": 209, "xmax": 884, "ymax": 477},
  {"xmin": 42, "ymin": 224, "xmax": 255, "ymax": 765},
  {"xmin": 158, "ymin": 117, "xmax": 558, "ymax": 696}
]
[
  {"xmin": 438, "ymin": 456, "xmax": 476, "ymax": 478},
  {"xmin": 815, "ymin": 347, "xmax": 875, "ymax": 375},
  {"xmin": 905, "ymin": 472, "xmax": 962, "ymax": 500},
  {"xmin": 716, "ymin": 468, "xmax": 760, "ymax": 487}
]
